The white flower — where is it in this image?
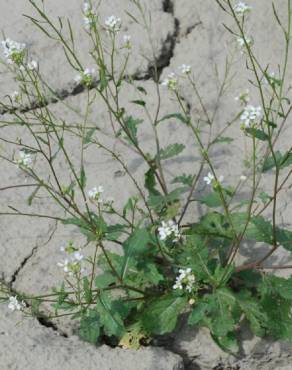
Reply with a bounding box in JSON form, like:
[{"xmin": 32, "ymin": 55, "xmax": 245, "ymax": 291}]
[
  {"xmin": 179, "ymin": 64, "xmax": 191, "ymax": 74},
  {"xmin": 88, "ymin": 185, "xmax": 104, "ymax": 201},
  {"xmin": 235, "ymin": 89, "xmax": 250, "ymax": 105},
  {"xmin": 10, "ymin": 91, "xmax": 20, "ymax": 103},
  {"xmin": 173, "ymin": 268, "xmax": 195, "ymax": 293},
  {"xmin": 27, "ymin": 60, "xmax": 38, "ymax": 71},
  {"xmin": 83, "ymin": 1, "xmax": 91, "ymax": 13},
  {"xmin": 161, "ymin": 72, "xmax": 178, "ymax": 91},
  {"xmin": 237, "ymin": 36, "xmax": 252, "ymax": 49},
  {"xmin": 58, "ymin": 247, "xmax": 84, "ymax": 275},
  {"xmin": 83, "ymin": 2, "xmax": 97, "ymax": 31},
  {"xmin": 84, "ymin": 67, "xmax": 95, "ymax": 77},
  {"xmin": 17, "ymin": 150, "xmax": 33, "ymax": 168},
  {"xmin": 203, "ymin": 172, "xmax": 223, "ymax": 186},
  {"xmin": 234, "ymin": 2, "xmax": 252, "ymax": 16},
  {"xmin": 75, "ymin": 67, "xmax": 96, "ymax": 86},
  {"xmin": 105, "ymin": 15, "xmax": 122, "ymax": 33},
  {"xmin": 73, "ymin": 251, "xmax": 84, "ymax": 262},
  {"xmin": 1, "ymin": 38, "xmax": 26, "ymax": 65},
  {"xmin": 158, "ymin": 220, "xmax": 181, "ymax": 242},
  {"xmin": 57, "ymin": 258, "xmax": 70, "ymax": 273},
  {"xmin": 189, "ymin": 298, "xmax": 195, "ymax": 305},
  {"xmin": 203, "ymin": 172, "xmax": 214, "ymax": 185},
  {"xmin": 240, "ymin": 105, "xmax": 262, "ymax": 128},
  {"xmin": 123, "ymin": 35, "xmax": 131, "ymax": 49},
  {"xmin": 240, "ymin": 175, "xmax": 247, "ymax": 181},
  {"xmin": 8, "ymin": 296, "xmax": 26, "ymax": 312}
]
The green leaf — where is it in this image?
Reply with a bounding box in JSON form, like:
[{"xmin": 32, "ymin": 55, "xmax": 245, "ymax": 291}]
[
  {"xmin": 83, "ymin": 277, "xmax": 92, "ymax": 304},
  {"xmin": 148, "ymin": 187, "xmax": 187, "ymax": 212},
  {"xmin": 213, "ymin": 136, "xmax": 234, "ymax": 144},
  {"xmin": 259, "ymin": 191, "xmax": 272, "ymax": 204},
  {"xmin": 145, "ymin": 167, "xmax": 159, "ymax": 196},
  {"xmin": 263, "ymin": 150, "xmax": 292, "ymax": 172},
  {"xmin": 236, "ymin": 291, "xmax": 267, "ymax": 336},
  {"xmin": 261, "ymin": 292, "xmax": 292, "ymax": 340},
  {"xmin": 105, "ymin": 224, "xmax": 127, "ymax": 241},
  {"xmin": 98, "ymin": 252, "xmax": 124, "ymax": 275},
  {"xmin": 212, "ymin": 332, "xmax": 239, "ymax": 353},
  {"xmin": 83, "ymin": 128, "xmax": 96, "ymax": 144},
  {"xmin": 157, "ymin": 143, "xmax": 185, "ymax": 160},
  {"xmin": 261, "ymin": 275, "xmax": 292, "ymax": 300},
  {"xmin": 96, "ymin": 292, "xmax": 125, "ymax": 337},
  {"xmin": 99, "ymin": 62, "xmax": 108, "ymax": 91},
  {"xmin": 123, "ymin": 115, "xmax": 143, "ymax": 145},
  {"xmin": 188, "ymin": 301, "xmax": 210, "ymax": 325},
  {"xmin": 245, "ymin": 128, "xmax": 269, "ymax": 141},
  {"xmin": 95, "ymin": 272, "xmax": 116, "ymax": 289},
  {"xmin": 63, "ymin": 213, "xmax": 107, "ymax": 241},
  {"xmin": 79, "ymin": 309, "xmax": 100, "ymax": 344},
  {"xmin": 137, "ymin": 86, "xmax": 147, "ymax": 95},
  {"xmin": 123, "ymin": 228, "xmax": 150, "ymax": 257},
  {"xmin": 131, "ymin": 99, "xmax": 146, "ymax": 107},
  {"xmin": 156, "ymin": 113, "xmax": 188, "ymax": 126},
  {"xmin": 123, "ymin": 196, "xmax": 138, "ymax": 218},
  {"xmin": 124, "ymin": 261, "xmax": 164, "ymax": 289},
  {"xmin": 197, "ymin": 192, "xmax": 223, "ymax": 208},
  {"xmin": 210, "ymin": 289, "xmax": 237, "ymax": 337},
  {"xmin": 191, "ymin": 212, "xmax": 233, "ymax": 240},
  {"xmin": 178, "ymin": 234, "xmax": 210, "ymax": 280},
  {"xmin": 142, "ymin": 295, "xmax": 187, "ymax": 335},
  {"xmin": 171, "ymin": 174, "xmax": 193, "ymax": 187},
  {"xmin": 80, "ymin": 166, "xmax": 86, "ymax": 189},
  {"xmin": 121, "ymin": 228, "xmax": 150, "ymax": 278}
]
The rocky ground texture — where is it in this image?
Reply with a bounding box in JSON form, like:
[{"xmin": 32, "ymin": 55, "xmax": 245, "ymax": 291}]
[{"xmin": 1, "ymin": 0, "xmax": 292, "ymax": 369}]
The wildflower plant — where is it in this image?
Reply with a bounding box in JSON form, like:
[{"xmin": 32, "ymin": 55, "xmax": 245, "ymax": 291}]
[{"xmin": 1, "ymin": 0, "xmax": 292, "ymax": 354}]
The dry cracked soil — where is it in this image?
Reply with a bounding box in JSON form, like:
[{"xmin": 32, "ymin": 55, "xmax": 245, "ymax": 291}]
[{"xmin": 1, "ymin": 0, "xmax": 292, "ymax": 369}]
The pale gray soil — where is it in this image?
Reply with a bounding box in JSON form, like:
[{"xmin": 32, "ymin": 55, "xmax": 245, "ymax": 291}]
[{"xmin": 1, "ymin": 1, "xmax": 292, "ymax": 369}]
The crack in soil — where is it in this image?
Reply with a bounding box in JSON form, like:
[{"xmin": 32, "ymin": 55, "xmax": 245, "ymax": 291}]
[
  {"xmin": 0, "ymin": 0, "xmax": 180, "ymax": 116},
  {"xmin": 10, "ymin": 221, "xmax": 57, "ymax": 286},
  {"xmin": 184, "ymin": 21, "xmax": 203, "ymax": 38},
  {"xmin": 36, "ymin": 316, "xmax": 68, "ymax": 338},
  {"xmin": 158, "ymin": 0, "xmax": 180, "ymax": 77},
  {"xmin": 9, "ymin": 245, "xmax": 38, "ymax": 286}
]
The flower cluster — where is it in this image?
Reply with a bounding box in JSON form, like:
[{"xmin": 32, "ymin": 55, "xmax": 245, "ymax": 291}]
[
  {"xmin": 234, "ymin": 2, "xmax": 252, "ymax": 16},
  {"xmin": 83, "ymin": 2, "xmax": 97, "ymax": 31},
  {"xmin": 88, "ymin": 185, "xmax": 114, "ymax": 207},
  {"xmin": 173, "ymin": 268, "xmax": 195, "ymax": 293},
  {"xmin": 10, "ymin": 91, "xmax": 21, "ymax": 104},
  {"xmin": 88, "ymin": 185, "xmax": 104, "ymax": 202},
  {"xmin": 75, "ymin": 67, "xmax": 96, "ymax": 87},
  {"xmin": 161, "ymin": 72, "xmax": 178, "ymax": 91},
  {"xmin": 235, "ymin": 89, "xmax": 250, "ymax": 106},
  {"xmin": 123, "ymin": 35, "xmax": 132, "ymax": 49},
  {"xmin": 179, "ymin": 64, "xmax": 191, "ymax": 75},
  {"xmin": 240, "ymin": 105, "xmax": 262, "ymax": 129},
  {"xmin": 158, "ymin": 220, "xmax": 181, "ymax": 242},
  {"xmin": 203, "ymin": 172, "xmax": 224, "ymax": 186},
  {"xmin": 1, "ymin": 38, "xmax": 26, "ymax": 66},
  {"xmin": 237, "ymin": 36, "xmax": 252, "ymax": 49},
  {"xmin": 58, "ymin": 243, "xmax": 85, "ymax": 276},
  {"xmin": 8, "ymin": 296, "xmax": 26, "ymax": 312},
  {"xmin": 105, "ymin": 16, "xmax": 122, "ymax": 33},
  {"xmin": 16, "ymin": 150, "xmax": 33, "ymax": 168},
  {"xmin": 161, "ymin": 64, "xmax": 192, "ymax": 90},
  {"xmin": 26, "ymin": 60, "xmax": 38, "ymax": 71}
]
